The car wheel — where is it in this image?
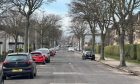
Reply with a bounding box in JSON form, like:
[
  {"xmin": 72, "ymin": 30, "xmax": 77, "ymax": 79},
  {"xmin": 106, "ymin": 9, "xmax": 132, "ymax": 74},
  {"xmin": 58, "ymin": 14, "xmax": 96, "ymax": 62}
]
[
  {"xmin": 3, "ymin": 75, "xmax": 6, "ymax": 80},
  {"xmin": 29, "ymin": 72, "xmax": 34, "ymax": 79},
  {"xmin": 91, "ymin": 55, "xmax": 95, "ymax": 60},
  {"xmin": 46, "ymin": 58, "xmax": 50, "ymax": 63},
  {"xmin": 34, "ymin": 72, "xmax": 37, "ymax": 77},
  {"xmin": 34, "ymin": 68, "xmax": 37, "ymax": 77},
  {"xmin": 42, "ymin": 61, "xmax": 46, "ymax": 64}
]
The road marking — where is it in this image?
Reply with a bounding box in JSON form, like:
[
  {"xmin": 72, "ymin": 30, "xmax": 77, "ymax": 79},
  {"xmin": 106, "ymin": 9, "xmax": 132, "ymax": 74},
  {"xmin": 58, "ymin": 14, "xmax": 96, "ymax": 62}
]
[
  {"xmin": 50, "ymin": 83, "xmax": 91, "ymax": 84},
  {"xmin": 37, "ymin": 65, "xmax": 47, "ymax": 67},
  {"xmin": 53, "ymin": 72, "xmax": 82, "ymax": 75}
]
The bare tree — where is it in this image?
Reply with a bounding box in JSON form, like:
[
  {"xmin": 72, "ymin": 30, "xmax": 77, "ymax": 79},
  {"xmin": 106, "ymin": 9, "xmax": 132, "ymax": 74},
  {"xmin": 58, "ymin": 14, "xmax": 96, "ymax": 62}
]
[
  {"xmin": 10, "ymin": 0, "xmax": 54, "ymax": 52},
  {"xmin": 107, "ymin": 0, "xmax": 140, "ymax": 67},
  {"xmin": 69, "ymin": 0, "xmax": 98, "ymax": 53},
  {"xmin": 1, "ymin": 10, "xmax": 24, "ymax": 52},
  {"xmin": 70, "ymin": 19, "xmax": 87, "ymax": 51},
  {"xmin": 36, "ymin": 14, "xmax": 62, "ymax": 48},
  {"xmin": 95, "ymin": 0, "xmax": 112, "ymax": 60}
]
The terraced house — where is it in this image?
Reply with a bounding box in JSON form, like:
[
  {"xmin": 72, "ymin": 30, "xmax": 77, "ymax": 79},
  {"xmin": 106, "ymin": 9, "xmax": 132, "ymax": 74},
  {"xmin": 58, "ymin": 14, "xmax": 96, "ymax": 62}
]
[
  {"xmin": 0, "ymin": 31, "xmax": 24, "ymax": 55},
  {"xmin": 106, "ymin": 12, "xmax": 140, "ymax": 45}
]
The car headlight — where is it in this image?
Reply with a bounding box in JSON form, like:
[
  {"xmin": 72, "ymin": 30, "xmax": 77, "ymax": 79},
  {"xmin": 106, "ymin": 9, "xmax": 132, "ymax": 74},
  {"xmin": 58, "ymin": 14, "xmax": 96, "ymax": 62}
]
[{"xmin": 2, "ymin": 66, "xmax": 7, "ymax": 69}]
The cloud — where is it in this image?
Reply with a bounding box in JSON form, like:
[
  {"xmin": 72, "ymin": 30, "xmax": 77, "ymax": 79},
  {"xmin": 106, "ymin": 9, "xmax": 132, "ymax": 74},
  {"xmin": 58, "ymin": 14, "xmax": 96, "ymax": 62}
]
[
  {"xmin": 34, "ymin": 0, "xmax": 72, "ymax": 36},
  {"xmin": 40, "ymin": 0, "xmax": 71, "ymax": 16}
]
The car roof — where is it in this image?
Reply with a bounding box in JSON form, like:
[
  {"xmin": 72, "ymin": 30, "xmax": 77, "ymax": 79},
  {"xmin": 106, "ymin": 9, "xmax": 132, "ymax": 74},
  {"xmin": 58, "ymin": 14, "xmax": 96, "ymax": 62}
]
[
  {"xmin": 31, "ymin": 50, "xmax": 42, "ymax": 53},
  {"xmin": 7, "ymin": 52, "xmax": 29, "ymax": 55},
  {"xmin": 38, "ymin": 48, "xmax": 49, "ymax": 50}
]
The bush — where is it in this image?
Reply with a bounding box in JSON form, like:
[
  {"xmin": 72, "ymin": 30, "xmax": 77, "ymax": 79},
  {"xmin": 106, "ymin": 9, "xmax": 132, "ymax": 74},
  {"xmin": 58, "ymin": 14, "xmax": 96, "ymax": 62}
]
[
  {"xmin": 95, "ymin": 45, "xmax": 101, "ymax": 54},
  {"xmin": 0, "ymin": 55, "xmax": 5, "ymax": 62},
  {"xmin": 104, "ymin": 44, "xmax": 140, "ymax": 61},
  {"xmin": 137, "ymin": 44, "xmax": 140, "ymax": 61},
  {"xmin": 16, "ymin": 48, "xmax": 23, "ymax": 52}
]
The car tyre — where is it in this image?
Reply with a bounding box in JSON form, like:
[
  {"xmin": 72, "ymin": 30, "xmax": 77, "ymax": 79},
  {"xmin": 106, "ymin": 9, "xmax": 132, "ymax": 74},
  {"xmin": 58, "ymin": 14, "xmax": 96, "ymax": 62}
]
[
  {"xmin": 42, "ymin": 61, "xmax": 46, "ymax": 64},
  {"xmin": 46, "ymin": 58, "xmax": 50, "ymax": 63},
  {"xmin": 3, "ymin": 75, "xmax": 6, "ymax": 80},
  {"xmin": 91, "ymin": 55, "xmax": 95, "ymax": 60},
  {"xmin": 29, "ymin": 72, "xmax": 34, "ymax": 79},
  {"xmin": 34, "ymin": 69, "xmax": 37, "ymax": 77}
]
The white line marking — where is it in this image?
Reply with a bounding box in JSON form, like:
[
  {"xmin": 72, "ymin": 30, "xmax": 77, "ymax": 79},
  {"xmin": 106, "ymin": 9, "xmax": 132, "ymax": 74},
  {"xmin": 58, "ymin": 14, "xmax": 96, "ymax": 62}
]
[
  {"xmin": 53, "ymin": 72, "xmax": 81, "ymax": 75},
  {"xmin": 50, "ymin": 83, "xmax": 90, "ymax": 84}
]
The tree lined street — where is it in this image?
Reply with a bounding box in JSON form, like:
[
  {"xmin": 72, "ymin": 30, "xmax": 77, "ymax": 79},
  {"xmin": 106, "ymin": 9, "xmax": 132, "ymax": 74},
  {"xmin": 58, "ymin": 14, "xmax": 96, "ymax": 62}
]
[
  {"xmin": 1, "ymin": 0, "xmax": 140, "ymax": 84},
  {"xmin": 5, "ymin": 50, "xmax": 140, "ymax": 84}
]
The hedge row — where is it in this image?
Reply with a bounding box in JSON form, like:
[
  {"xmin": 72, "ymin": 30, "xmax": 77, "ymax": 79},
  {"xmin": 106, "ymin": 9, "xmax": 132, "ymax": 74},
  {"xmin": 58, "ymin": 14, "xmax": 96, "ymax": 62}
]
[
  {"xmin": 0, "ymin": 55, "xmax": 5, "ymax": 62},
  {"xmin": 99, "ymin": 44, "xmax": 140, "ymax": 61}
]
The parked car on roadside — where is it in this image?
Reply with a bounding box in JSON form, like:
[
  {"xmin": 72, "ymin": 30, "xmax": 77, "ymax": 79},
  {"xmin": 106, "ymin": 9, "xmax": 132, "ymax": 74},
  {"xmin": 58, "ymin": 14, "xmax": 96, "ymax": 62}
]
[
  {"xmin": 68, "ymin": 47, "xmax": 75, "ymax": 52},
  {"xmin": 0, "ymin": 64, "xmax": 4, "ymax": 84},
  {"xmin": 2, "ymin": 53, "xmax": 37, "ymax": 79},
  {"xmin": 82, "ymin": 51, "xmax": 95, "ymax": 60},
  {"xmin": 30, "ymin": 51, "xmax": 46, "ymax": 64},
  {"xmin": 37, "ymin": 48, "xmax": 50, "ymax": 63},
  {"xmin": 49, "ymin": 48, "xmax": 56, "ymax": 57}
]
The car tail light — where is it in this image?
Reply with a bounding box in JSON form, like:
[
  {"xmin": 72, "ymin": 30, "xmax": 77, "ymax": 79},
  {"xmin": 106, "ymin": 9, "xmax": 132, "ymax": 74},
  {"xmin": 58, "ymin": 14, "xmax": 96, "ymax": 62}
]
[{"xmin": 39, "ymin": 56, "xmax": 43, "ymax": 58}]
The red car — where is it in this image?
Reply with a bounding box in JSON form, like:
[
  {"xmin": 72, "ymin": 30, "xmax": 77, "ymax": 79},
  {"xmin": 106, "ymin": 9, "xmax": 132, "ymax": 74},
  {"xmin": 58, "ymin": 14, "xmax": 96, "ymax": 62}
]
[
  {"xmin": 31, "ymin": 51, "xmax": 46, "ymax": 64},
  {"xmin": 37, "ymin": 48, "xmax": 50, "ymax": 63}
]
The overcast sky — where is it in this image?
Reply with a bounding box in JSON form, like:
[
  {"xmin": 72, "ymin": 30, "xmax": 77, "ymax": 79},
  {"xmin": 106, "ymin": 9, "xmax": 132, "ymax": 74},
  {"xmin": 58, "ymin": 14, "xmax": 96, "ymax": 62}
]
[{"xmin": 38, "ymin": 0, "xmax": 72, "ymax": 36}]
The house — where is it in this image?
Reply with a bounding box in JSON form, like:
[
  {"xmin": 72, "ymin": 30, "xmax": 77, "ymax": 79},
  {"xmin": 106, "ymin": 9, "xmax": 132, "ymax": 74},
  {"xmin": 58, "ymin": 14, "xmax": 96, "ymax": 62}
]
[
  {"xmin": 107, "ymin": 11, "xmax": 140, "ymax": 45},
  {"xmin": 0, "ymin": 31, "xmax": 24, "ymax": 55}
]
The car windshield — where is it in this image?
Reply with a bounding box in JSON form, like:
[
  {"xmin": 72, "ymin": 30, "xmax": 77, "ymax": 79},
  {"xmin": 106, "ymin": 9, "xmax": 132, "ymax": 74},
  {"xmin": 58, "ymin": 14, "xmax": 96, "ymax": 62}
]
[
  {"xmin": 38, "ymin": 50, "xmax": 49, "ymax": 54},
  {"xmin": 86, "ymin": 51, "xmax": 92, "ymax": 54},
  {"xmin": 31, "ymin": 53, "xmax": 41, "ymax": 56},
  {"xmin": 6, "ymin": 54, "xmax": 28, "ymax": 61}
]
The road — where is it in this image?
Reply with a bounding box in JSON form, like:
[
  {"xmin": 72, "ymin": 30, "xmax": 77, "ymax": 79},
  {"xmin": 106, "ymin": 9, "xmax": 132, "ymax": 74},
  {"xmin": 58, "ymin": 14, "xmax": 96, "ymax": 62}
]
[{"xmin": 5, "ymin": 50, "xmax": 140, "ymax": 84}]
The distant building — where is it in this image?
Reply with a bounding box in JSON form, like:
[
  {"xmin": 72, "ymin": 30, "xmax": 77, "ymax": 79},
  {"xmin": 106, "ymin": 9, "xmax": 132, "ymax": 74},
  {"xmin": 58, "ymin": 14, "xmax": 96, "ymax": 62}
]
[
  {"xmin": 107, "ymin": 12, "xmax": 140, "ymax": 45},
  {"xmin": 0, "ymin": 31, "xmax": 24, "ymax": 54}
]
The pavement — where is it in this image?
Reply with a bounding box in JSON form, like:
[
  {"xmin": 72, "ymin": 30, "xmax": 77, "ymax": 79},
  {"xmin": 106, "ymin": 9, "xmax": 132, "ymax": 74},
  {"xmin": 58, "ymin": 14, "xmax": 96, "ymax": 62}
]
[{"xmin": 95, "ymin": 54, "xmax": 140, "ymax": 76}]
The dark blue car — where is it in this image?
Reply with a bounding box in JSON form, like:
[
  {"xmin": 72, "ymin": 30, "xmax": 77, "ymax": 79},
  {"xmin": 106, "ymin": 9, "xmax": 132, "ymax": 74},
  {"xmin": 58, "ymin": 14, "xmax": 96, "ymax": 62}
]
[
  {"xmin": 2, "ymin": 53, "xmax": 37, "ymax": 79},
  {"xmin": 82, "ymin": 51, "xmax": 95, "ymax": 60}
]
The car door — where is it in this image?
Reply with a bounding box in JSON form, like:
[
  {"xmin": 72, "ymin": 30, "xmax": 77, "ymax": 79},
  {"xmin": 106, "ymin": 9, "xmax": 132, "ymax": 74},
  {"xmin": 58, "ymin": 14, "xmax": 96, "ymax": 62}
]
[{"xmin": 29, "ymin": 54, "xmax": 36, "ymax": 73}]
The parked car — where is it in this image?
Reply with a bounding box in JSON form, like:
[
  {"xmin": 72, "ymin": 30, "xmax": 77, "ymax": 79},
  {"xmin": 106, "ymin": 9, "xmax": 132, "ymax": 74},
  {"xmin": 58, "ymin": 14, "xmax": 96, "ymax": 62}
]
[
  {"xmin": 68, "ymin": 47, "xmax": 75, "ymax": 52},
  {"xmin": 82, "ymin": 51, "xmax": 95, "ymax": 60},
  {"xmin": 37, "ymin": 48, "xmax": 50, "ymax": 63},
  {"xmin": 0, "ymin": 64, "xmax": 4, "ymax": 84},
  {"xmin": 30, "ymin": 51, "xmax": 46, "ymax": 64},
  {"xmin": 2, "ymin": 53, "xmax": 37, "ymax": 79},
  {"xmin": 49, "ymin": 48, "xmax": 56, "ymax": 57}
]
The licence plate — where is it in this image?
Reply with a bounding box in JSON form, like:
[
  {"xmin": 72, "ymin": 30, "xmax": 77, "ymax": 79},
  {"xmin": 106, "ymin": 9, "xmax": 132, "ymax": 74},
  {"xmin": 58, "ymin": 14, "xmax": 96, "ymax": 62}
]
[{"xmin": 12, "ymin": 69, "xmax": 22, "ymax": 72}]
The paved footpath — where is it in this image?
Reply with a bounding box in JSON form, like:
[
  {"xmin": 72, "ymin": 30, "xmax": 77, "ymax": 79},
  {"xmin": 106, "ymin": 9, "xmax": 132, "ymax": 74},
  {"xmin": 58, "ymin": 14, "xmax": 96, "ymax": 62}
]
[{"xmin": 95, "ymin": 54, "xmax": 140, "ymax": 76}]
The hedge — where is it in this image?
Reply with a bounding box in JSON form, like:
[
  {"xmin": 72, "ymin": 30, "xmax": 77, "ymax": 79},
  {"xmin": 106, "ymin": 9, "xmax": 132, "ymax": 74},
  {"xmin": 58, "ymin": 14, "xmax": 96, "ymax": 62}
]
[
  {"xmin": 0, "ymin": 55, "xmax": 5, "ymax": 62},
  {"xmin": 137, "ymin": 44, "xmax": 140, "ymax": 61},
  {"xmin": 101, "ymin": 44, "xmax": 140, "ymax": 61}
]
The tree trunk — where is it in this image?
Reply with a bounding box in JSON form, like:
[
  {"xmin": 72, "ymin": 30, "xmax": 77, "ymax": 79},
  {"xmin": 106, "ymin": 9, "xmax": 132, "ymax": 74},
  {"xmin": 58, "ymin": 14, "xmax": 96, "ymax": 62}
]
[
  {"xmin": 92, "ymin": 33, "xmax": 95, "ymax": 53},
  {"xmin": 41, "ymin": 30, "xmax": 43, "ymax": 48},
  {"xmin": 81, "ymin": 36, "xmax": 85, "ymax": 51},
  {"xmin": 100, "ymin": 32, "xmax": 105, "ymax": 60},
  {"xmin": 128, "ymin": 29, "xmax": 134, "ymax": 44},
  {"xmin": 119, "ymin": 29, "xmax": 126, "ymax": 67},
  {"xmin": 88, "ymin": 21, "xmax": 96, "ymax": 53},
  {"xmin": 78, "ymin": 38, "xmax": 81, "ymax": 51},
  {"xmin": 14, "ymin": 34, "xmax": 18, "ymax": 52},
  {"xmin": 24, "ymin": 16, "xmax": 30, "ymax": 52}
]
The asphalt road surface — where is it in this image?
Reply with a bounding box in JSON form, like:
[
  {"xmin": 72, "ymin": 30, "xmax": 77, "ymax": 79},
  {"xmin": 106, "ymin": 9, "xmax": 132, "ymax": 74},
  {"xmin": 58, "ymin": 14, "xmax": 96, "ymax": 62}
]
[{"xmin": 5, "ymin": 50, "xmax": 140, "ymax": 84}]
